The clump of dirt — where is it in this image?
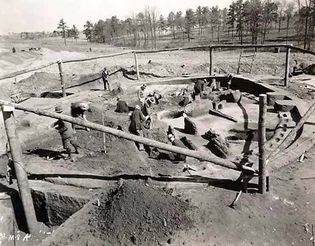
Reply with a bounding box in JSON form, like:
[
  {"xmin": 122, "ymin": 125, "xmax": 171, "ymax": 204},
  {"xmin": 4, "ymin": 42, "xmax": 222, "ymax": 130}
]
[{"xmin": 88, "ymin": 181, "xmax": 191, "ymax": 245}]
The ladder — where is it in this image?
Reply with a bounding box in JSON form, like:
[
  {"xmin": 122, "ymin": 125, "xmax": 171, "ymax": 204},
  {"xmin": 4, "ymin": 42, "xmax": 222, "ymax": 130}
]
[{"xmin": 237, "ymin": 49, "xmax": 256, "ymax": 74}]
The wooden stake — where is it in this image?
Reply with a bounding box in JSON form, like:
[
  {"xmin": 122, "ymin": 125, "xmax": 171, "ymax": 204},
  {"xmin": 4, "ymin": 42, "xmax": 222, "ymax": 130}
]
[
  {"xmin": 284, "ymin": 46, "xmax": 291, "ymax": 87},
  {"xmin": 209, "ymin": 47, "xmax": 213, "ymax": 75},
  {"xmin": 57, "ymin": 61, "xmax": 66, "ymax": 97},
  {"xmin": 1, "ymin": 106, "xmax": 38, "ymax": 234},
  {"xmin": 258, "ymin": 94, "xmax": 267, "ymax": 194},
  {"xmin": 134, "ymin": 52, "xmax": 140, "ymax": 80},
  {"xmin": 237, "ymin": 49, "xmax": 243, "ymax": 75},
  {"xmin": 102, "ymin": 113, "xmax": 106, "ymax": 153}
]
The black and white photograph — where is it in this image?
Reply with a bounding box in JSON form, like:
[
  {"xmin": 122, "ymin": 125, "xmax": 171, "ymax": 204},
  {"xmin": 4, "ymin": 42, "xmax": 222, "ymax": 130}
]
[{"xmin": 0, "ymin": 0, "xmax": 315, "ymax": 245}]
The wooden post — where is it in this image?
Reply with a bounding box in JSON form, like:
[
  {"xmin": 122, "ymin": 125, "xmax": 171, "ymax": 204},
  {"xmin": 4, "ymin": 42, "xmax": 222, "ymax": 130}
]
[
  {"xmin": 102, "ymin": 112, "xmax": 107, "ymax": 153},
  {"xmin": 57, "ymin": 60, "xmax": 66, "ymax": 97},
  {"xmin": 284, "ymin": 46, "xmax": 291, "ymax": 87},
  {"xmin": 258, "ymin": 94, "xmax": 267, "ymax": 194},
  {"xmin": 134, "ymin": 52, "xmax": 140, "ymax": 80},
  {"xmin": 209, "ymin": 47, "xmax": 213, "ymax": 75},
  {"xmin": 1, "ymin": 106, "xmax": 38, "ymax": 234}
]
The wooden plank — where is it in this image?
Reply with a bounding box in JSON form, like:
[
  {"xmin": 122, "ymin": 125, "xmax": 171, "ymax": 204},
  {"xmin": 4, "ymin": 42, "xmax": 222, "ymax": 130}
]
[
  {"xmin": 268, "ymin": 101, "xmax": 315, "ymax": 160},
  {"xmin": 208, "ymin": 108, "xmax": 238, "ymax": 122}
]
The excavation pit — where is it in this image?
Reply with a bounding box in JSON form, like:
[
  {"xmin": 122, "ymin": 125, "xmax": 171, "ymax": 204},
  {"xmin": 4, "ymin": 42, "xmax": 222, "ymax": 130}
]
[{"xmin": 0, "ymin": 74, "xmax": 312, "ymax": 246}]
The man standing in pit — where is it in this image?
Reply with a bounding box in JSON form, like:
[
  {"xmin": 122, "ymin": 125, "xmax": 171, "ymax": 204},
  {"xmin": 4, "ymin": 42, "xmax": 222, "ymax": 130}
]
[
  {"xmin": 193, "ymin": 79, "xmax": 205, "ymax": 100},
  {"xmin": 101, "ymin": 67, "xmax": 110, "ymax": 91},
  {"xmin": 137, "ymin": 84, "xmax": 147, "ymax": 106},
  {"xmin": 51, "ymin": 106, "xmax": 79, "ymax": 161},
  {"xmin": 129, "ymin": 105, "xmax": 148, "ymax": 151},
  {"xmin": 71, "ymin": 101, "xmax": 91, "ymax": 132}
]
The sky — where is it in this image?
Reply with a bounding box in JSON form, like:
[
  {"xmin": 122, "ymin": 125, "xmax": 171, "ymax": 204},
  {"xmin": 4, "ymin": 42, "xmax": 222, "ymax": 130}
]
[{"xmin": 0, "ymin": 0, "xmax": 233, "ymax": 34}]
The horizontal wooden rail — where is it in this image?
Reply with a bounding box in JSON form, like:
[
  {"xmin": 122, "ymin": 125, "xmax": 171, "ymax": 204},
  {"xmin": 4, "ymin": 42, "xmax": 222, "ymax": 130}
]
[
  {"xmin": 0, "ymin": 99, "xmax": 256, "ymax": 173},
  {"xmin": 0, "ymin": 61, "xmax": 56, "ymax": 81},
  {"xmin": 62, "ymin": 50, "xmax": 133, "ymax": 64}
]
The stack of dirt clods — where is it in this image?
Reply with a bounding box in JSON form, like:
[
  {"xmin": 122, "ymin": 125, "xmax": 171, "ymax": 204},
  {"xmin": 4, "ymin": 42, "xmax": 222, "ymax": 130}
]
[{"xmin": 88, "ymin": 181, "xmax": 192, "ymax": 245}]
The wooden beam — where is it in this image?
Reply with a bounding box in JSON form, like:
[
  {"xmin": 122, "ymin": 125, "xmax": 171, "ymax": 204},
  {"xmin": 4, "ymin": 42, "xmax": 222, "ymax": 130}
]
[
  {"xmin": 62, "ymin": 50, "xmax": 133, "ymax": 64},
  {"xmin": 284, "ymin": 46, "xmax": 291, "ymax": 87},
  {"xmin": 1, "ymin": 106, "xmax": 38, "ymax": 234},
  {"xmin": 134, "ymin": 52, "xmax": 140, "ymax": 80},
  {"xmin": 0, "ymin": 62, "xmax": 56, "ymax": 81},
  {"xmin": 0, "ymin": 100, "xmax": 256, "ymax": 173},
  {"xmin": 209, "ymin": 47, "xmax": 213, "ymax": 75},
  {"xmin": 208, "ymin": 108, "xmax": 238, "ymax": 122},
  {"xmin": 57, "ymin": 61, "xmax": 66, "ymax": 97},
  {"xmin": 258, "ymin": 94, "xmax": 267, "ymax": 194}
]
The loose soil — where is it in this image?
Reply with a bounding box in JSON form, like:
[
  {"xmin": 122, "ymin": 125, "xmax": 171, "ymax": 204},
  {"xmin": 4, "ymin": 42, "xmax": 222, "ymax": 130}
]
[{"xmin": 42, "ymin": 181, "xmax": 192, "ymax": 246}]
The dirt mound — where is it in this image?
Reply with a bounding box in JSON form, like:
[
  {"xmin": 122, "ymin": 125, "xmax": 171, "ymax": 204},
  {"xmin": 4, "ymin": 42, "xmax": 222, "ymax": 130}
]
[
  {"xmin": 17, "ymin": 72, "xmax": 60, "ymax": 95},
  {"xmin": 43, "ymin": 181, "xmax": 192, "ymax": 246},
  {"xmin": 88, "ymin": 181, "xmax": 192, "ymax": 245}
]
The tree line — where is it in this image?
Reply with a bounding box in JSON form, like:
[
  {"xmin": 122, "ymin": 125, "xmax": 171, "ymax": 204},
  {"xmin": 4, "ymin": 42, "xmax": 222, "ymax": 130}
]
[{"xmin": 55, "ymin": 0, "xmax": 315, "ymax": 50}]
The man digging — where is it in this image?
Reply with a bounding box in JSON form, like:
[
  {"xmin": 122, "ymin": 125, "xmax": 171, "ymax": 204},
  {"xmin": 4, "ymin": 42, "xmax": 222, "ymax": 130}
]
[{"xmin": 51, "ymin": 106, "xmax": 80, "ymax": 162}]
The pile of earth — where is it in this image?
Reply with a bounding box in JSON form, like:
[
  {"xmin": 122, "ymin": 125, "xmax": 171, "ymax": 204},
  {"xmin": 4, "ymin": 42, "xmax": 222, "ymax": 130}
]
[{"xmin": 42, "ymin": 181, "xmax": 192, "ymax": 246}]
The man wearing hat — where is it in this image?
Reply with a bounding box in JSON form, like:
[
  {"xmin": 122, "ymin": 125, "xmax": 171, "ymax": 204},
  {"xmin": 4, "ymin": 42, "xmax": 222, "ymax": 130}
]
[
  {"xmin": 115, "ymin": 97, "xmax": 129, "ymax": 113},
  {"xmin": 71, "ymin": 101, "xmax": 91, "ymax": 132},
  {"xmin": 137, "ymin": 84, "xmax": 147, "ymax": 106},
  {"xmin": 101, "ymin": 67, "xmax": 110, "ymax": 91},
  {"xmin": 129, "ymin": 104, "xmax": 148, "ymax": 151},
  {"xmin": 51, "ymin": 105, "xmax": 79, "ymax": 161}
]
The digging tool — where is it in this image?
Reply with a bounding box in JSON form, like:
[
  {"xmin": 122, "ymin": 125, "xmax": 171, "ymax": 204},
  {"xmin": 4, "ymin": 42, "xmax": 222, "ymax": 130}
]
[
  {"xmin": 208, "ymin": 108, "xmax": 238, "ymax": 122},
  {"xmin": 229, "ymin": 190, "xmax": 243, "ymax": 209}
]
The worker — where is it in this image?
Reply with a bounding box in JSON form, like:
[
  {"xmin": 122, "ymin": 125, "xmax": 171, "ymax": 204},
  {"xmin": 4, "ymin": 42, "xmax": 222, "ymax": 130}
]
[
  {"xmin": 115, "ymin": 97, "xmax": 129, "ymax": 113},
  {"xmin": 71, "ymin": 101, "xmax": 91, "ymax": 132},
  {"xmin": 51, "ymin": 106, "xmax": 79, "ymax": 161},
  {"xmin": 167, "ymin": 133, "xmax": 187, "ymax": 162},
  {"xmin": 101, "ymin": 67, "xmax": 110, "ymax": 91},
  {"xmin": 129, "ymin": 105, "xmax": 148, "ymax": 151},
  {"xmin": 193, "ymin": 79, "xmax": 205, "ymax": 100},
  {"xmin": 138, "ymin": 84, "xmax": 147, "ymax": 106}
]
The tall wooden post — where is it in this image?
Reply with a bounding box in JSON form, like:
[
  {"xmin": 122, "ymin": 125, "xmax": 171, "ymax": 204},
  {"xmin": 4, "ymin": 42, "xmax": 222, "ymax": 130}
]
[
  {"xmin": 1, "ymin": 106, "xmax": 38, "ymax": 234},
  {"xmin": 134, "ymin": 52, "xmax": 140, "ymax": 80},
  {"xmin": 258, "ymin": 94, "xmax": 267, "ymax": 194},
  {"xmin": 284, "ymin": 46, "xmax": 291, "ymax": 87},
  {"xmin": 57, "ymin": 60, "xmax": 66, "ymax": 97},
  {"xmin": 209, "ymin": 47, "xmax": 213, "ymax": 76}
]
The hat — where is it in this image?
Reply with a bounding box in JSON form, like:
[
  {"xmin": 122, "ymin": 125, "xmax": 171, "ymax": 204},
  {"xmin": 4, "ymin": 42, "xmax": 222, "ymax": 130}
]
[
  {"xmin": 167, "ymin": 134, "xmax": 175, "ymax": 142},
  {"xmin": 135, "ymin": 105, "xmax": 141, "ymax": 110},
  {"xmin": 79, "ymin": 102, "xmax": 89, "ymax": 111},
  {"xmin": 55, "ymin": 105, "xmax": 63, "ymax": 113}
]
